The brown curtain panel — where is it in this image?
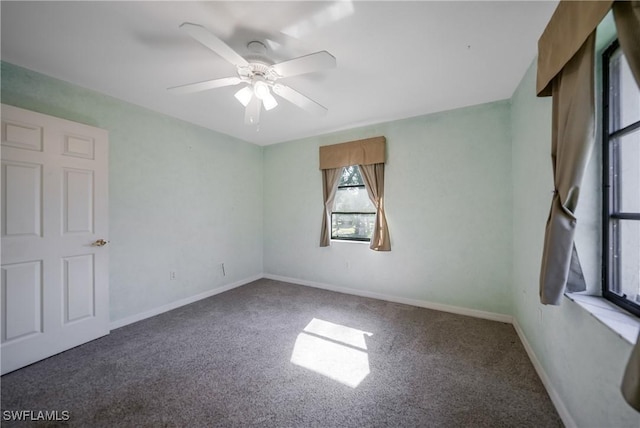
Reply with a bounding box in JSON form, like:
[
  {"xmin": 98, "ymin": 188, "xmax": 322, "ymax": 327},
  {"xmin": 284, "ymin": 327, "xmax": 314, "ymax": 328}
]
[
  {"xmin": 319, "ymin": 137, "xmax": 385, "ymax": 170},
  {"xmin": 614, "ymin": 0, "xmax": 640, "ymax": 84},
  {"xmin": 359, "ymin": 163, "xmax": 391, "ymax": 251},
  {"xmin": 536, "ymin": 0, "xmax": 613, "ymax": 96},
  {"xmin": 319, "ymin": 168, "xmax": 342, "ymax": 247},
  {"xmin": 614, "ymin": 0, "xmax": 640, "ymax": 413},
  {"xmin": 539, "ymin": 33, "xmax": 596, "ymax": 305}
]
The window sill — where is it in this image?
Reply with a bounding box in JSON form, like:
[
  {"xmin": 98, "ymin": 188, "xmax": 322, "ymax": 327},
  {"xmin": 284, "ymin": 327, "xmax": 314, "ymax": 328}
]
[
  {"xmin": 565, "ymin": 293, "xmax": 639, "ymax": 345},
  {"xmin": 330, "ymin": 239, "xmax": 370, "ymax": 245}
]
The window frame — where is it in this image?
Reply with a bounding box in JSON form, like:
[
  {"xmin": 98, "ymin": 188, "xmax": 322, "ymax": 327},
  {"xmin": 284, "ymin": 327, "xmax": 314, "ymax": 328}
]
[
  {"xmin": 330, "ymin": 165, "xmax": 376, "ymax": 243},
  {"xmin": 601, "ymin": 39, "xmax": 640, "ymax": 317}
]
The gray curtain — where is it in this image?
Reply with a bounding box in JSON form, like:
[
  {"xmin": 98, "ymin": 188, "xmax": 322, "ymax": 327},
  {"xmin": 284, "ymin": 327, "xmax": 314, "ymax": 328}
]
[
  {"xmin": 614, "ymin": 0, "xmax": 640, "ymax": 413},
  {"xmin": 319, "ymin": 168, "xmax": 342, "ymax": 247},
  {"xmin": 539, "ymin": 33, "xmax": 596, "ymax": 305},
  {"xmin": 359, "ymin": 163, "xmax": 391, "ymax": 251}
]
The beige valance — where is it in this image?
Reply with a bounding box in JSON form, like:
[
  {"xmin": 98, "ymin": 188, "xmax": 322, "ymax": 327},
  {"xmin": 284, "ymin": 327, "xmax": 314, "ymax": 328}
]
[
  {"xmin": 537, "ymin": 0, "xmax": 613, "ymax": 96},
  {"xmin": 319, "ymin": 137, "xmax": 386, "ymax": 170}
]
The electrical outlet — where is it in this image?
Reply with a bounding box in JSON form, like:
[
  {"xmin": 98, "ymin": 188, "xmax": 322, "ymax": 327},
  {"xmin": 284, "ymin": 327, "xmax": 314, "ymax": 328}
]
[{"xmin": 169, "ymin": 271, "xmax": 177, "ymax": 280}]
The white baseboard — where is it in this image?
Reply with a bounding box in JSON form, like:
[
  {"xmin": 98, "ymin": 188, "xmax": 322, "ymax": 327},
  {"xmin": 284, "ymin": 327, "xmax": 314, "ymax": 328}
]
[
  {"xmin": 263, "ymin": 273, "xmax": 513, "ymax": 324},
  {"xmin": 109, "ymin": 274, "xmax": 263, "ymax": 330},
  {"xmin": 512, "ymin": 319, "xmax": 576, "ymax": 428}
]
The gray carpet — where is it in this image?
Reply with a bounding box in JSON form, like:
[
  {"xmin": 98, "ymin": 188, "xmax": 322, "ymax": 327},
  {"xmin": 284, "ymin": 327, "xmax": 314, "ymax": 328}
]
[{"xmin": 1, "ymin": 279, "xmax": 562, "ymax": 427}]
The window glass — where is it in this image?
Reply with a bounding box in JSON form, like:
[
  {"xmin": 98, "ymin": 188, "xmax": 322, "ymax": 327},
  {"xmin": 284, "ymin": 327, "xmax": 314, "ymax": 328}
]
[
  {"xmin": 331, "ymin": 166, "xmax": 376, "ymax": 241},
  {"xmin": 603, "ymin": 41, "xmax": 640, "ymax": 317},
  {"xmin": 331, "ymin": 213, "xmax": 375, "ymax": 241},
  {"xmin": 612, "ymin": 130, "xmax": 640, "ymax": 213},
  {"xmin": 609, "ymin": 50, "xmax": 640, "ymax": 132},
  {"xmin": 338, "ymin": 165, "xmax": 365, "ymax": 186},
  {"xmin": 334, "ymin": 187, "xmax": 373, "ymax": 212},
  {"xmin": 616, "ymin": 220, "xmax": 640, "ymax": 304}
]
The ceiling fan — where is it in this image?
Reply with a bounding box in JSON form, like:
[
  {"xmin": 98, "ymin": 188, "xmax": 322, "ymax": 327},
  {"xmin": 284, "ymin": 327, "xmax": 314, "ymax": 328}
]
[{"xmin": 168, "ymin": 23, "xmax": 336, "ymax": 125}]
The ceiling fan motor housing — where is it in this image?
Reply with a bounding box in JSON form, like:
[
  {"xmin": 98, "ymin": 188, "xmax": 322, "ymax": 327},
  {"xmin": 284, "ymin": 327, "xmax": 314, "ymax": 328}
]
[{"xmin": 239, "ymin": 62, "xmax": 279, "ymax": 85}]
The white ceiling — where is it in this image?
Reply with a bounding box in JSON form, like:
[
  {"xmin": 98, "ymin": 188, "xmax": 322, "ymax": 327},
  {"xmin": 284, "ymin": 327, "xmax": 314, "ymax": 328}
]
[{"xmin": 1, "ymin": 1, "xmax": 557, "ymax": 145}]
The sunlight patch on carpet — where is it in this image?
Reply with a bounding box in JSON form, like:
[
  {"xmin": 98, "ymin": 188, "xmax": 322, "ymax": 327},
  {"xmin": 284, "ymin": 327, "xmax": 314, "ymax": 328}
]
[{"xmin": 290, "ymin": 318, "xmax": 373, "ymax": 388}]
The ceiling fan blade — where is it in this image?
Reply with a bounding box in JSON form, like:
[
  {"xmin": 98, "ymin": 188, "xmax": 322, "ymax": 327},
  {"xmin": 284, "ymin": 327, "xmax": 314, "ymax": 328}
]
[
  {"xmin": 245, "ymin": 95, "xmax": 261, "ymax": 125},
  {"xmin": 180, "ymin": 22, "xmax": 248, "ymax": 67},
  {"xmin": 167, "ymin": 76, "xmax": 242, "ymax": 94},
  {"xmin": 272, "ymin": 84, "xmax": 327, "ymax": 116},
  {"xmin": 271, "ymin": 51, "xmax": 336, "ymax": 78}
]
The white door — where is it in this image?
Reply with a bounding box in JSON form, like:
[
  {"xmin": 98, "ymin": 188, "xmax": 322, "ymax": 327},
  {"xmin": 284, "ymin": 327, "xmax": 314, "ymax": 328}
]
[{"xmin": 1, "ymin": 104, "xmax": 109, "ymax": 374}]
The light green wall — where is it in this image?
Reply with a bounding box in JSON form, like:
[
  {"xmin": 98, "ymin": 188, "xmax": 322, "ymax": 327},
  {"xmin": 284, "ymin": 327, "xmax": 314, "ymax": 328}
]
[
  {"xmin": 511, "ymin": 58, "xmax": 638, "ymax": 426},
  {"xmin": 1, "ymin": 62, "xmax": 264, "ymax": 323},
  {"xmin": 264, "ymin": 101, "xmax": 513, "ymax": 315}
]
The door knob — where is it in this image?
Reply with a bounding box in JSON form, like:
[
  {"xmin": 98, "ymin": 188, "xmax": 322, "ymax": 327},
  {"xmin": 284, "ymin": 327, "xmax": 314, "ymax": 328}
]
[{"xmin": 92, "ymin": 239, "xmax": 109, "ymax": 247}]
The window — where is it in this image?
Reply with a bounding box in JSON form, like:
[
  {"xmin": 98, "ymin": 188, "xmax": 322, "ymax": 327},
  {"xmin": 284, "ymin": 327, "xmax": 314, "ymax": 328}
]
[
  {"xmin": 331, "ymin": 165, "xmax": 376, "ymax": 241},
  {"xmin": 603, "ymin": 40, "xmax": 640, "ymax": 317}
]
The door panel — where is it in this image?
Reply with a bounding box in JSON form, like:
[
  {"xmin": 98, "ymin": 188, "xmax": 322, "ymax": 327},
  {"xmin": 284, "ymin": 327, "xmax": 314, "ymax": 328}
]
[
  {"xmin": 63, "ymin": 254, "xmax": 95, "ymax": 323},
  {"xmin": 63, "ymin": 135, "xmax": 94, "ymax": 159},
  {"xmin": 2, "ymin": 120, "xmax": 43, "ymax": 152},
  {"xmin": 1, "ymin": 261, "xmax": 43, "ymax": 342},
  {"xmin": 63, "ymin": 168, "xmax": 94, "ymax": 234},
  {"xmin": 2, "ymin": 161, "xmax": 42, "ymax": 237},
  {"xmin": 1, "ymin": 104, "xmax": 109, "ymax": 374}
]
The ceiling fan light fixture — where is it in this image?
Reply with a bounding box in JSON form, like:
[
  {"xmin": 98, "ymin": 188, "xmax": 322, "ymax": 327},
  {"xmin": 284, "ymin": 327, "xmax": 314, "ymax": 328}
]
[
  {"xmin": 262, "ymin": 93, "xmax": 278, "ymax": 111},
  {"xmin": 234, "ymin": 86, "xmax": 253, "ymax": 107},
  {"xmin": 253, "ymin": 77, "xmax": 270, "ymax": 100}
]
